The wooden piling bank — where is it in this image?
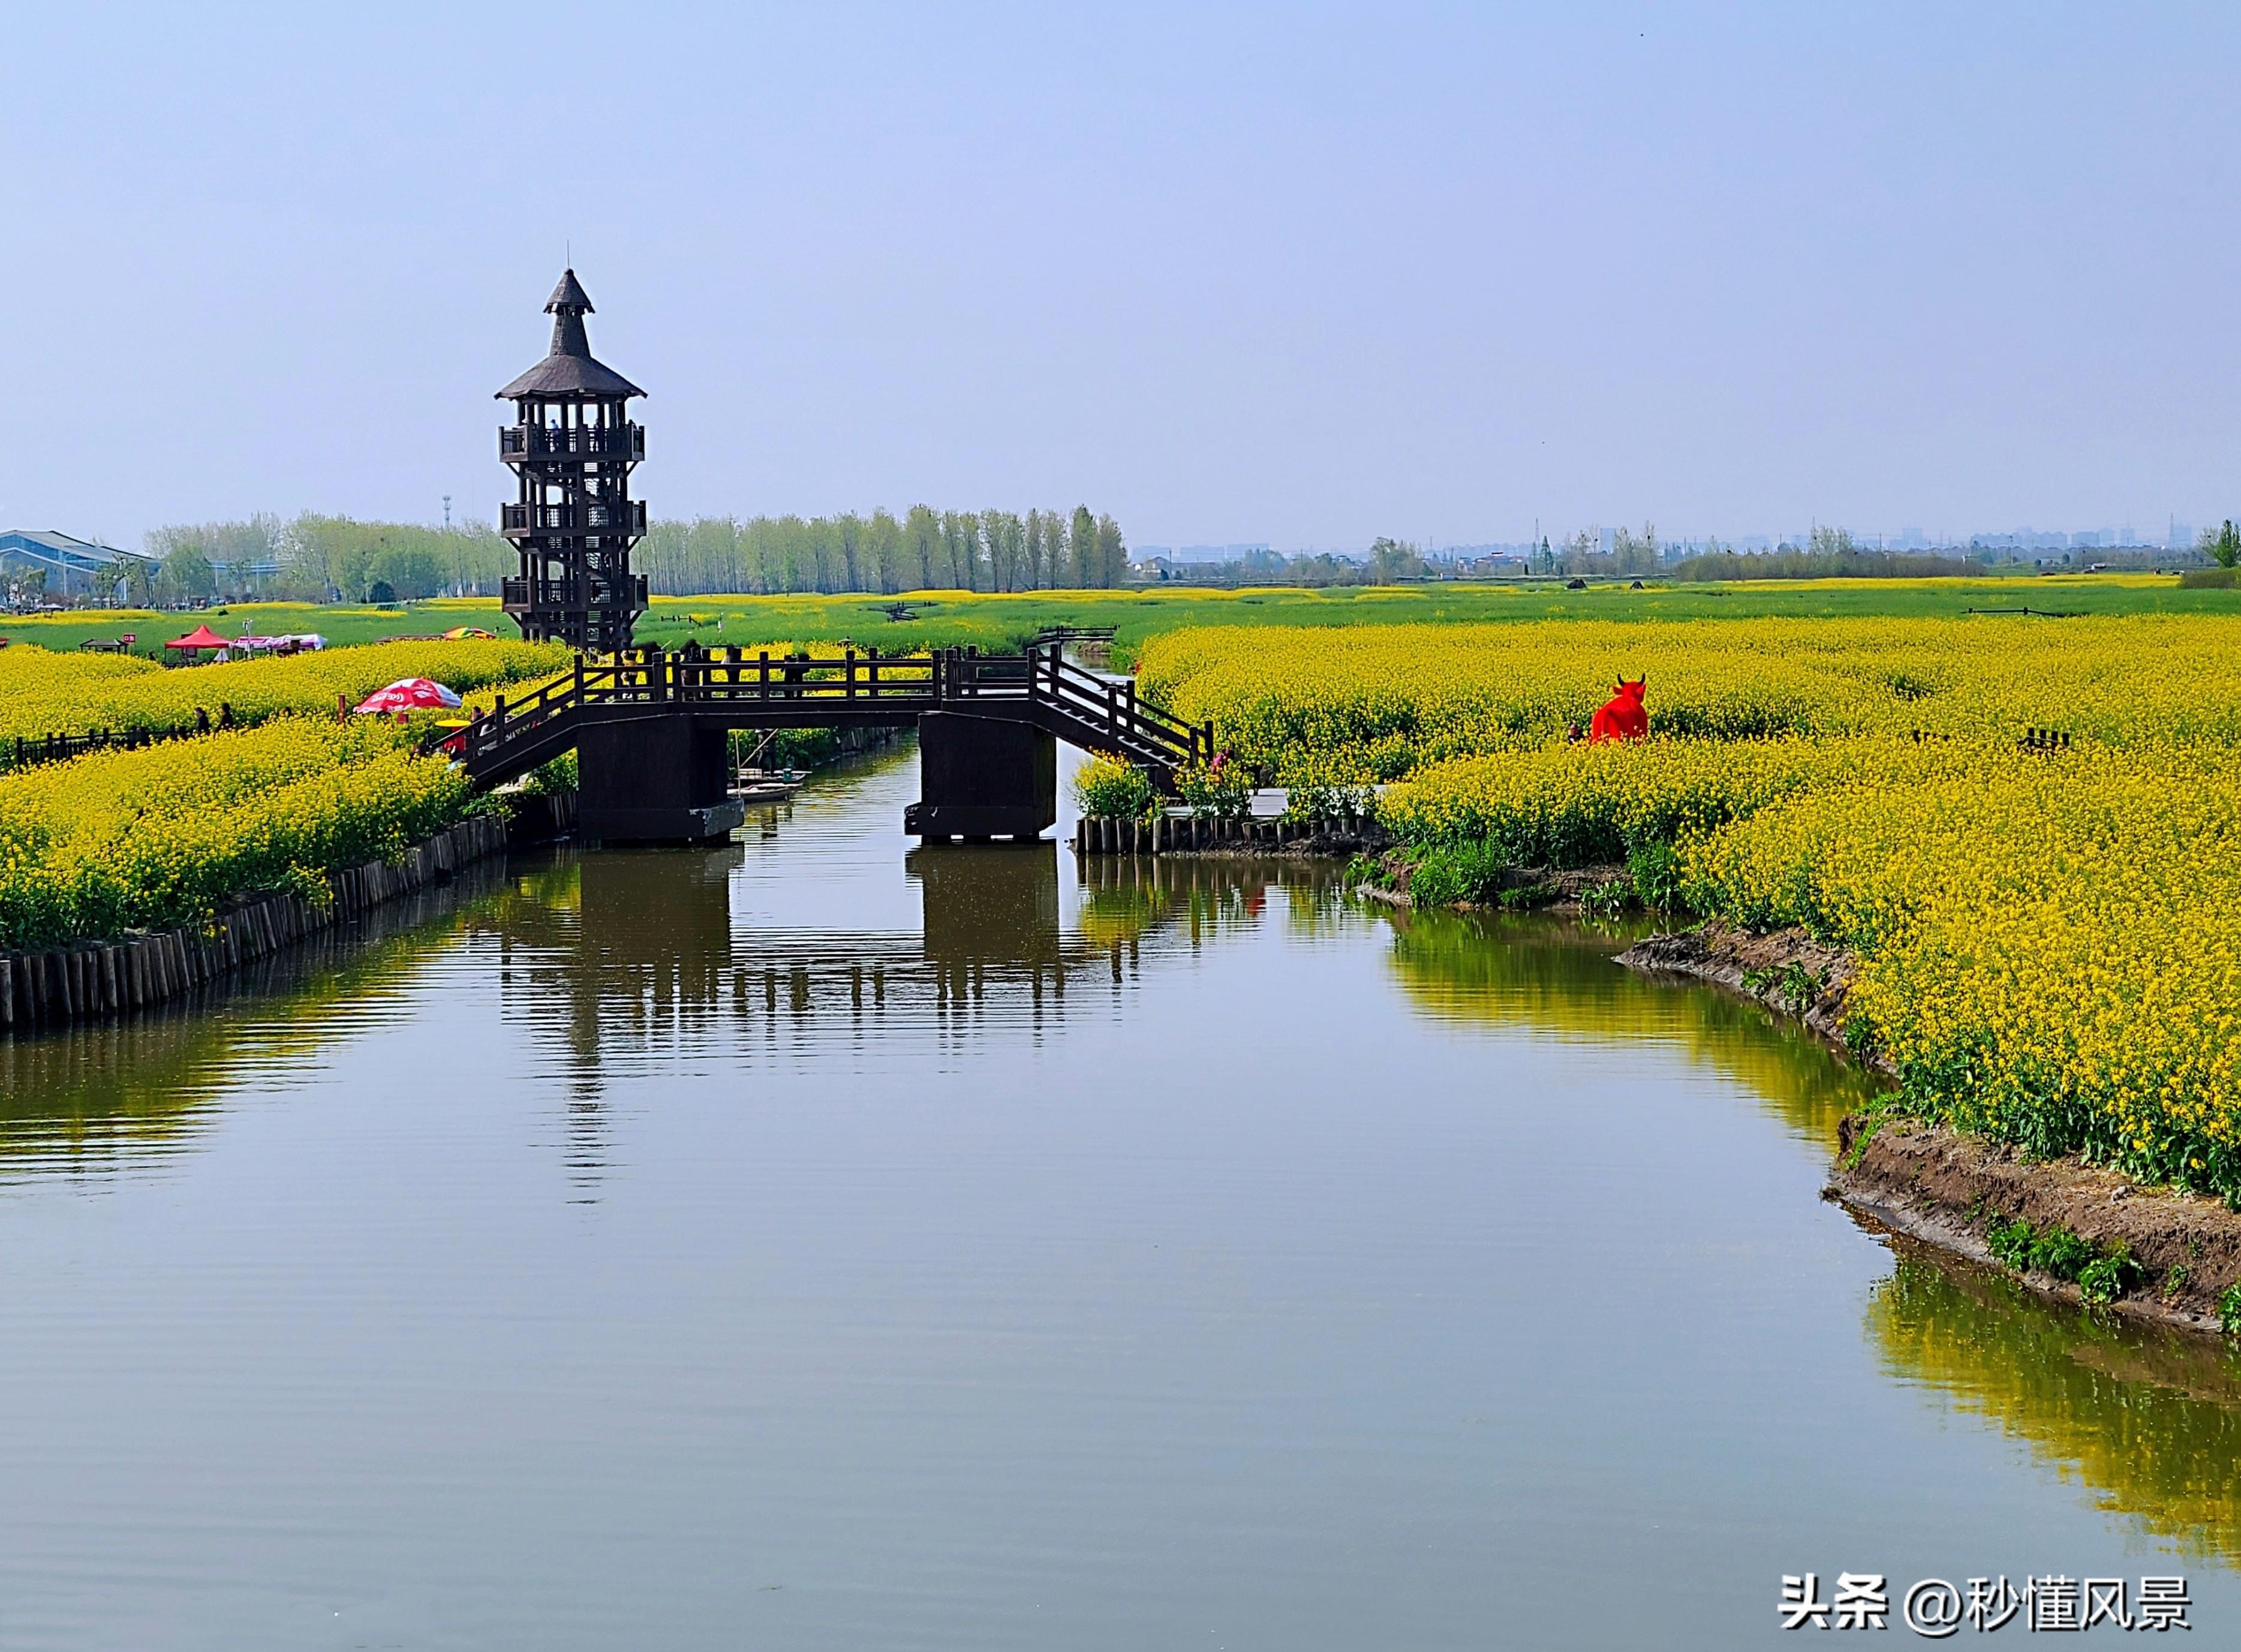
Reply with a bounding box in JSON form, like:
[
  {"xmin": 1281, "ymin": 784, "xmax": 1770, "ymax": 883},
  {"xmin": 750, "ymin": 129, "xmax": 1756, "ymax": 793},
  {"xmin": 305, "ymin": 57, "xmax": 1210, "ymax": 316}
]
[
  {"xmin": 1072, "ymin": 814, "xmax": 1389, "ymax": 855},
  {"xmin": 1, "ymin": 812, "xmax": 513, "ymax": 1036}
]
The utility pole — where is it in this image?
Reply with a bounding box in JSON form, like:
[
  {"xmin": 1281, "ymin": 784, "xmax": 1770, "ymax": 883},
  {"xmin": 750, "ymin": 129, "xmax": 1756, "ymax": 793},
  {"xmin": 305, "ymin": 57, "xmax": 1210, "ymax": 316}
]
[{"xmin": 443, "ymin": 495, "xmax": 452, "ymax": 531}]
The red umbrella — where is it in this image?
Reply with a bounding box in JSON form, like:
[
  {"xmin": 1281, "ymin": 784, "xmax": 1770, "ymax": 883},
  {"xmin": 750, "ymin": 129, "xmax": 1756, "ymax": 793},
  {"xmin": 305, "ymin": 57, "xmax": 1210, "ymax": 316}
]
[
  {"xmin": 353, "ymin": 678, "xmax": 464, "ymax": 715},
  {"xmin": 164, "ymin": 623, "xmax": 231, "ymax": 650}
]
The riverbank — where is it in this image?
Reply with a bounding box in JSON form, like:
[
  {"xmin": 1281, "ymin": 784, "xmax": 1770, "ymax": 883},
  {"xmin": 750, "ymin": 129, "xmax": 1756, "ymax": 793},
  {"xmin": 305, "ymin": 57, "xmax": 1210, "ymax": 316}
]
[
  {"xmin": 1, "ymin": 811, "xmax": 510, "ymax": 1033},
  {"xmin": 1616, "ymin": 920, "xmax": 2241, "ymax": 1337}
]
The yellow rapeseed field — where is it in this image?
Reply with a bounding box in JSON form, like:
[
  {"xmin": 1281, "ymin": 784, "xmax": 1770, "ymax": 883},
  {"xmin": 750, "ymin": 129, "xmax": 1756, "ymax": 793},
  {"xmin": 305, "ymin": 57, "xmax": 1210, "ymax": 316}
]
[
  {"xmin": 0, "ymin": 718, "xmax": 474, "ymax": 950},
  {"xmin": 1142, "ymin": 615, "xmax": 2241, "ymax": 1200},
  {"xmin": 0, "ymin": 638, "xmax": 568, "ymax": 749},
  {"xmin": 1138, "ymin": 615, "xmax": 2241, "ymax": 778}
]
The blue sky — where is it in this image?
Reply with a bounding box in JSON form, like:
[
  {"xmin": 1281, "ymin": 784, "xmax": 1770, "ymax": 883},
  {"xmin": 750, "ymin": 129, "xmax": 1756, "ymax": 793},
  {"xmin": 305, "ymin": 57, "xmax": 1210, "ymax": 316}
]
[{"xmin": 6, "ymin": 2, "xmax": 2235, "ymax": 549}]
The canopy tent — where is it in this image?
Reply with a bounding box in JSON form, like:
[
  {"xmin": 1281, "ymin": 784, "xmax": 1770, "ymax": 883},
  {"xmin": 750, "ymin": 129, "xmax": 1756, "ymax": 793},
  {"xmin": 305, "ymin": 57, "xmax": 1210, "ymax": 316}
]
[
  {"xmin": 353, "ymin": 678, "xmax": 462, "ymax": 715},
  {"xmin": 164, "ymin": 624, "xmax": 231, "ymax": 651}
]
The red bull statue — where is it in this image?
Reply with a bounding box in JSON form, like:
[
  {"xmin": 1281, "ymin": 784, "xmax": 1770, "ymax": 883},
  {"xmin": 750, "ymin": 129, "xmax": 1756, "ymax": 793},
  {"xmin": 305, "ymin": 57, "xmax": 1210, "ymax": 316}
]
[{"xmin": 1587, "ymin": 677, "xmax": 1648, "ymax": 743}]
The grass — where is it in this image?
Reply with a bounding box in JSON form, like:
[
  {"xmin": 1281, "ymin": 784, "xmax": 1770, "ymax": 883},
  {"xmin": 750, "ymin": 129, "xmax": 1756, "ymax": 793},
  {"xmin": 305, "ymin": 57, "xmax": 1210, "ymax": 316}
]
[
  {"xmin": 0, "ymin": 597, "xmax": 512, "ymax": 657},
  {"xmin": 7, "ymin": 573, "xmax": 2237, "ymax": 662},
  {"xmin": 1983, "ymin": 1211, "xmax": 2147, "ymax": 1304}
]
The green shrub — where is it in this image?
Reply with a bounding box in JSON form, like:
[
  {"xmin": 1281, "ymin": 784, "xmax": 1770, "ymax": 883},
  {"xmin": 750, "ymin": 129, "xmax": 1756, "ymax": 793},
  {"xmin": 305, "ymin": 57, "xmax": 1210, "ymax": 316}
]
[
  {"xmin": 2028, "ymin": 1225, "xmax": 2098, "ymax": 1281},
  {"xmin": 1404, "ymin": 841, "xmax": 1511, "ymax": 907},
  {"xmin": 1625, "ymin": 839, "xmax": 1686, "ymax": 910},
  {"xmin": 1987, "ymin": 1215, "xmax": 2037, "ymax": 1271},
  {"xmin": 1578, "ymin": 875, "xmax": 1638, "ymax": 919},
  {"xmin": 2077, "ymin": 1244, "xmax": 2144, "ymax": 1304},
  {"xmin": 1073, "ymin": 756, "xmax": 1155, "ymax": 819}
]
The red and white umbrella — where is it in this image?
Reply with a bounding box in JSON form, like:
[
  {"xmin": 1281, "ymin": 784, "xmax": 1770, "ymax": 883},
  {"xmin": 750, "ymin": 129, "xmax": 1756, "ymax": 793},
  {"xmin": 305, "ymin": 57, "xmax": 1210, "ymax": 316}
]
[{"xmin": 353, "ymin": 677, "xmax": 463, "ymax": 715}]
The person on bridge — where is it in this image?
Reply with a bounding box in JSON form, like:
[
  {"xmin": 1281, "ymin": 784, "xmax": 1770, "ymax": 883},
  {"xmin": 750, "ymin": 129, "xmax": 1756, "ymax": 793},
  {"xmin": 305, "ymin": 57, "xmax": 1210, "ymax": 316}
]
[{"xmin": 1587, "ymin": 677, "xmax": 1649, "ymax": 743}]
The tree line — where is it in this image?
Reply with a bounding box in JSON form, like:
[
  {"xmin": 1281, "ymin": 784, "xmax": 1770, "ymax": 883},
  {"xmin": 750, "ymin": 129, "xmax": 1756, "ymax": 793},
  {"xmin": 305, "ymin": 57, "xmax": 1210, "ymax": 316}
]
[
  {"xmin": 140, "ymin": 514, "xmax": 513, "ymax": 606},
  {"xmin": 134, "ymin": 505, "xmax": 1129, "ymax": 603},
  {"xmin": 636, "ymin": 507, "xmax": 1126, "ymax": 596}
]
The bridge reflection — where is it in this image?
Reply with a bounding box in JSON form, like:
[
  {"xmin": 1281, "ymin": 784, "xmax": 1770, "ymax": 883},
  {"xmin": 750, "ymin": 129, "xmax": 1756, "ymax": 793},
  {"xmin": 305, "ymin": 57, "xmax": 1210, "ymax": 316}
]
[{"xmin": 475, "ymin": 841, "xmax": 1308, "ymax": 1096}]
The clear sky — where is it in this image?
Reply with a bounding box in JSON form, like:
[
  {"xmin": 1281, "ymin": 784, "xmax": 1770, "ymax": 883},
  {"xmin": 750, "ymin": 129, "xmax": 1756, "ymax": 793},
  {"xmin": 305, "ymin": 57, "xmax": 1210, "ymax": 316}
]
[{"xmin": 7, "ymin": 2, "xmax": 2236, "ymax": 550}]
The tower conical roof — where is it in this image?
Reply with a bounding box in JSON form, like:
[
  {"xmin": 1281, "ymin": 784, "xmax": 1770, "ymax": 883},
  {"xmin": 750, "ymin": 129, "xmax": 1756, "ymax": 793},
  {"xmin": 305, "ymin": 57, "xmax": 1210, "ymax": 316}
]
[
  {"xmin": 497, "ymin": 268, "xmax": 644, "ymax": 400},
  {"xmin": 546, "ymin": 268, "xmax": 594, "ymax": 314}
]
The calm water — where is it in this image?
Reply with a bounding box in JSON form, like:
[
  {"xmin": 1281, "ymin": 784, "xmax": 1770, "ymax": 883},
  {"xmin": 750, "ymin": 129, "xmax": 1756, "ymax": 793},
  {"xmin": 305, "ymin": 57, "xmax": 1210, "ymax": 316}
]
[{"xmin": 6, "ymin": 743, "xmax": 2241, "ymax": 1650}]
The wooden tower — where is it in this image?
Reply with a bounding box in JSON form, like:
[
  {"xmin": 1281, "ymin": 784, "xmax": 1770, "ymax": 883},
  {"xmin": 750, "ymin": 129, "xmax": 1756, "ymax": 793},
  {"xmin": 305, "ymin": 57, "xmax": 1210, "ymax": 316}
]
[{"xmin": 496, "ymin": 269, "xmax": 648, "ymax": 652}]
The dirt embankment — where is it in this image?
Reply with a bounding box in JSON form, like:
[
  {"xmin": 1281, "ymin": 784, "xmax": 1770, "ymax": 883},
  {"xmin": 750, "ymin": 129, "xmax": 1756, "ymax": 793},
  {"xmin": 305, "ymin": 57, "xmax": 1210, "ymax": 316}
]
[
  {"xmin": 1617, "ymin": 923, "xmax": 1873, "ymax": 1065},
  {"xmin": 1835, "ymin": 1117, "xmax": 2241, "ymax": 1334},
  {"xmin": 1617, "ymin": 921, "xmax": 2241, "ymax": 1337}
]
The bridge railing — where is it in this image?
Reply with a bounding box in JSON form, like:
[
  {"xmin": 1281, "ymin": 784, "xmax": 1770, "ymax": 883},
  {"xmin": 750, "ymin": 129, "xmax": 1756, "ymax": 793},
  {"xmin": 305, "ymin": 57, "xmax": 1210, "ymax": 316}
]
[{"xmin": 450, "ymin": 643, "xmax": 1214, "ymax": 781}]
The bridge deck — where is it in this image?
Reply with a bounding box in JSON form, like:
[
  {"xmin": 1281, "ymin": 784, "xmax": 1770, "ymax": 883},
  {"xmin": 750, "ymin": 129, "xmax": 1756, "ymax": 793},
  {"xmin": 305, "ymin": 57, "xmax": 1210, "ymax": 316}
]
[{"xmin": 452, "ymin": 645, "xmax": 1211, "ymax": 790}]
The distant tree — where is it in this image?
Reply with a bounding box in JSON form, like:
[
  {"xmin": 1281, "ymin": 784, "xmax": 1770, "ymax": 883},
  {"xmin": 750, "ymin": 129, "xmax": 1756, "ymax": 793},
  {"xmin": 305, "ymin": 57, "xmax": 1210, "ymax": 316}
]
[
  {"xmin": 158, "ymin": 544, "xmax": 216, "ymax": 603},
  {"xmin": 1070, "ymin": 505, "xmax": 1097, "ymax": 586},
  {"xmin": 863, "ymin": 508, "xmax": 904, "ymax": 594},
  {"xmin": 122, "ymin": 556, "xmax": 159, "ymax": 608},
  {"xmin": 2202, "ymin": 520, "xmax": 2241, "ymax": 569},
  {"xmin": 1022, "ymin": 510, "xmax": 1046, "ymax": 590},
  {"xmin": 1367, "ymin": 536, "xmax": 1427, "ymax": 583},
  {"xmin": 982, "ymin": 509, "xmax": 1016, "ymax": 592},
  {"xmin": 371, "ymin": 540, "xmax": 450, "ymax": 600},
  {"xmin": 900, "ymin": 505, "xmax": 939, "ymax": 590},
  {"xmin": 1808, "ymin": 524, "xmax": 1857, "ymax": 558},
  {"xmin": 1612, "ymin": 522, "xmax": 1659, "ymax": 576},
  {"xmin": 1046, "ymin": 509, "xmax": 1073, "ymax": 588},
  {"xmin": 1096, "ymin": 514, "xmax": 1127, "ymax": 586},
  {"xmin": 936, "ymin": 510, "xmax": 976, "ymax": 589}
]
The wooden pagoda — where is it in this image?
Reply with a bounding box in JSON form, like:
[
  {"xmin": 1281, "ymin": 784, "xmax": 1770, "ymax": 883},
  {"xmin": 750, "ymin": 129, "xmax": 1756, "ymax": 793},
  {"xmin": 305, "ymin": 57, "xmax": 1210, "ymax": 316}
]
[{"xmin": 495, "ymin": 269, "xmax": 648, "ymax": 651}]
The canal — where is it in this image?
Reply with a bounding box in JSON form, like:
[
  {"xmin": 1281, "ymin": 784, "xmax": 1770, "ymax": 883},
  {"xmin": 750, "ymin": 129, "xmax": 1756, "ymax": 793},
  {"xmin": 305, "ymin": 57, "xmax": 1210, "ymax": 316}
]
[{"xmin": 4, "ymin": 742, "xmax": 2239, "ymax": 1648}]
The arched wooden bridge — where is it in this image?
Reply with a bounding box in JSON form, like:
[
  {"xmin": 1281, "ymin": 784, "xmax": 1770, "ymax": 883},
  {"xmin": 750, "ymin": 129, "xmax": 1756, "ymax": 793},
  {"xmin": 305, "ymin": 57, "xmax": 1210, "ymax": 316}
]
[{"xmin": 449, "ymin": 642, "xmax": 1210, "ymax": 844}]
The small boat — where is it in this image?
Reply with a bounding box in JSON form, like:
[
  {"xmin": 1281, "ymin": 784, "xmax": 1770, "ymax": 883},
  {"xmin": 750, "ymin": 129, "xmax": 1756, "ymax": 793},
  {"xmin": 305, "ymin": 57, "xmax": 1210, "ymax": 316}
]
[{"xmin": 732, "ymin": 766, "xmax": 809, "ymax": 805}]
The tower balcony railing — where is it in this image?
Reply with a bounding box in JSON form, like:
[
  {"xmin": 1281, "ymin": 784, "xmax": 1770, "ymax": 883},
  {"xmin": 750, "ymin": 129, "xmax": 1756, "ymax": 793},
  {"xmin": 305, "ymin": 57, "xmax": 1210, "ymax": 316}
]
[
  {"xmin": 500, "ymin": 500, "xmax": 649, "ymax": 535},
  {"xmin": 500, "ymin": 573, "xmax": 649, "ymax": 612},
  {"xmin": 498, "ymin": 423, "xmax": 645, "ymax": 461}
]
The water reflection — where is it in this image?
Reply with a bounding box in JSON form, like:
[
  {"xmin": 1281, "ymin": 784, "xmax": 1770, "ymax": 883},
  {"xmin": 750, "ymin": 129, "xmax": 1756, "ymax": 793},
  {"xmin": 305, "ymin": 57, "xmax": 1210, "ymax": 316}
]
[
  {"xmin": 1871, "ymin": 1242, "xmax": 2241, "ymax": 1557},
  {"xmin": 1379, "ymin": 904, "xmax": 1887, "ymax": 1143},
  {"xmin": 0, "ymin": 863, "xmax": 507, "ymax": 1179}
]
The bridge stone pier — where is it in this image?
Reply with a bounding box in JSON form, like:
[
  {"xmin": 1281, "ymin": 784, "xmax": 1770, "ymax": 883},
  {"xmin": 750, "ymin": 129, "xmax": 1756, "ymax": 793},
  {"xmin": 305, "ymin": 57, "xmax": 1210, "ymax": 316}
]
[
  {"xmin": 450, "ymin": 643, "xmax": 1211, "ymax": 848},
  {"xmin": 904, "ymin": 713, "xmax": 1056, "ymax": 842},
  {"xmin": 577, "ymin": 717, "xmax": 747, "ymax": 845}
]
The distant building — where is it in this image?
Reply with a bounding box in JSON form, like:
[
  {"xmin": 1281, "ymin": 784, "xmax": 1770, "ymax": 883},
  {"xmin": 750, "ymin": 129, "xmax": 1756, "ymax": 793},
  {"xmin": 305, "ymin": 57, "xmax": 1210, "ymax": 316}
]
[
  {"xmin": 0, "ymin": 529, "xmax": 153, "ymax": 603},
  {"xmin": 1449, "ymin": 553, "xmax": 1529, "ymax": 576}
]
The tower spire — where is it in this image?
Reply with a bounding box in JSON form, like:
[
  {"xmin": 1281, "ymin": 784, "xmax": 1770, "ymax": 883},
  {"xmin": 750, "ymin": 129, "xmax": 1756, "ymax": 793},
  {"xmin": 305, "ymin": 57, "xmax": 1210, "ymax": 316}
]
[{"xmin": 545, "ymin": 268, "xmax": 595, "ymax": 358}]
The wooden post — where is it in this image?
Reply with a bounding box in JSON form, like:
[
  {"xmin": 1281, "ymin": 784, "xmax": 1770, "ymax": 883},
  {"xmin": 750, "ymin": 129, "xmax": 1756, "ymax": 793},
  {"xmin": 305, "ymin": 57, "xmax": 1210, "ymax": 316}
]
[{"xmin": 845, "ymin": 648, "xmax": 856, "ymax": 699}]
